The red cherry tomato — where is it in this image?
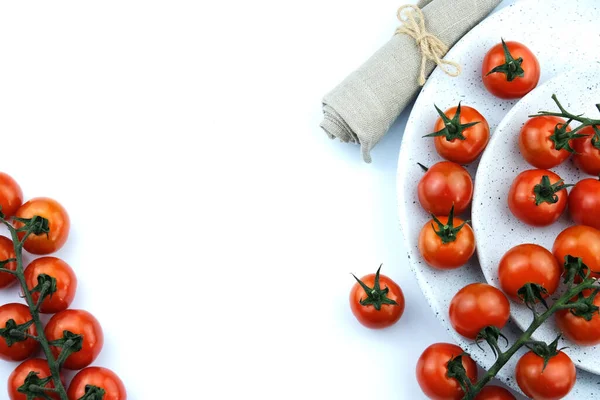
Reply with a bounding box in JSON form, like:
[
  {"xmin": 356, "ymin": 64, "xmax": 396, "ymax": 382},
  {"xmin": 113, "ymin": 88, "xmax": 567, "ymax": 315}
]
[
  {"xmin": 515, "ymin": 351, "xmax": 576, "ymax": 400},
  {"xmin": 507, "ymin": 169, "xmax": 568, "ymax": 227},
  {"xmin": 555, "ymin": 290, "xmax": 600, "ymax": 346},
  {"xmin": 14, "ymin": 197, "xmax": 70, "ymax": 255},
  {"xmin": 24, "ymin": 257, "xmax": 77, "ymax": 314},
  {"xmin": 349, "ymin": 266, "xmax": 405, "ymax": 329},
  {"xmin": 449, "ymin": 283, "xmax": 510, "ymax": 339},
  {"xmin": 498, "ymin": 244, "xmax": 561, "ymax": 301},
  {"xmin": 0, "ymin": 303, "xmax": 39, "ymax": 361},
  {"xmin": 572, "ymin": 126, "xmax": 600, "ymax": 175},
  {"xmin": 416, "ymin": 343, "xmax": 477, "ymax": 400},
  {"xmin": 0, "ymin": 236, "xmax": 17, "ymax": 288},
  {"xmin": 417, "ymin": 161, "xmax": 473, "ymax": 216},
  {"xmin": 553, "ymin": 225, "xmax": 600, "ymax": 279},
  {"xmin": 568, "ymin": 178, "xmax": 600, "ymax": 230},
  {"xmin": 68, "ymin": 367, "xmax": 127, "ymax": 400},
  {"xmin": 474, "ymin": 385, "xmax": 516, "ymax": 400},
  {"xmin": 45, "ymin": 309, "xmax": 104, "ymax": 370},
  {"xmin": 8, "ymin": 358, "xmax": 65, "ymax": 400},
  {"xmin": 0, "ymin": 172, "xmax": 23, "ymax": 218},
  {"xmin": 519, "ymin": 116, "xmax": 575, "ymax": 169},
  {"xmin": 482, "ymin": 40, "xmax": 540, "ymax": 99}
]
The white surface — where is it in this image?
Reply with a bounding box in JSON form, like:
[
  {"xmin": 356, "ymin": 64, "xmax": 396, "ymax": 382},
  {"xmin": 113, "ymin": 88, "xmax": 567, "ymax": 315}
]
[{"xmin": 475, "ymin": 67, "xmax": 600, "ymax": 373}]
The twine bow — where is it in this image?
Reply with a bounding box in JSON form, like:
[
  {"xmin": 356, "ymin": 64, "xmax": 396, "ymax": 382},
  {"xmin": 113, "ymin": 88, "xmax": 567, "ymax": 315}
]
[{"xmin": 395, "ymin": 4, "xmax": 461, "ymax": 85}]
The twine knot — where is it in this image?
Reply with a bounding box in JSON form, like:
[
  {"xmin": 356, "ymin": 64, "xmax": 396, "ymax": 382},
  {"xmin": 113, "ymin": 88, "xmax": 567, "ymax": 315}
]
[{"xmin": 395, "ymin": 4, "xmax": 461, "ymax": 85}]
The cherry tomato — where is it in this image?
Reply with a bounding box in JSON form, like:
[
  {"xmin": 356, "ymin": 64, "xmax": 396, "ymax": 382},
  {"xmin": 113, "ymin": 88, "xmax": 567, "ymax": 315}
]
[
  {"xmin": 429, "ymin": 103, "xmax": 490, "ymax": 164},
  {"xmin": 13, "ymin": 197, "xmax": 70, "ymax": 255},
  {"xmin": 498, "ymin": 244, "xmax": 561, "ymax": 301},
  {"xmin": 449, "ymin": 283, "xmax": 510, "ymax": 339},
  {"xmin": 0, "ymin": 236, "xmax": 17, "ymax": 288},
  {"xmin": 24, "ymin": 257, "xmax": 77, "ymax": 314},
  {"xmin": 0, "ymin": 173, "xmax": 23, "ymax": 218},
  {"xmin": 474, "ymin": 385, "xmax": 516, "ymax": 400},
  {"xmin": 8, "ymin": 358, "xmax": 65, "ymax": 400},
  {"xmin": 515, "ymin": 351, "xmax": 575, "ymax": 400},
  {"xmin": 68, "ymin": 367, "xmax": 127, "ymax": 400},
  {"xmin": 482, "ymin": 39, "xmax": 540, "ymax": 99},
  {"xmin": 417, "ymin": 162, "xmax": 473, "ymax": 216},
  {"xmin": 507, "ymin": 169, "xmax": 568, "ymax": 227},
  {"xmin": 553, "ymin": 225, "xmax": 600, "ymax": 279},
  {"xmin": 568, "ymin": 178, "xmax": 600, "ymax": 230},
  {"xmin": 572, "ymin": 126, "xmax": 600, "ymax": 175},
  {"xmin": 0, "ymin": 303, "xmax": 39, "ymax": 361},
  {"xmin": 518, "ymin": 116, "xmax": 575, "ymax": 169},
  {"xmin": 416, "ymin": 343, "xmax": 477, "ymax": 400},
  {"xmin": 555, "ymin": 290, "xmax": 600, "ymax": 346},
  {"xmin": 45, "ymin": 309, "xmax": 104, "ymax": 370},
  {"xmin": 349, "ymin": 265, "xmax": 405, "ymax": 329}
]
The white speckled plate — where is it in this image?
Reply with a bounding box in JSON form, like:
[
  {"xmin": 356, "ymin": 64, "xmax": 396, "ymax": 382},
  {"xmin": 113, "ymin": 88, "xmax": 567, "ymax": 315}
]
[
  {"xmin": 397, "ymin": 0, "xmax": 600, "ymax": 396},
  {"xmin": 473, "ymin": 66, "xmax": 600, "ymax": 375}
]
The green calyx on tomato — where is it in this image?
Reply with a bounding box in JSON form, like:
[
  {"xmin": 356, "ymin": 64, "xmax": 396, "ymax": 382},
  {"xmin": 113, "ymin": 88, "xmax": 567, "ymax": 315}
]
[
  {"xmin": 49, "ymin": 330, "xmax": 84, "ymax": 366},
  {"xmin": 351, "ymin": 265, "xmax": 399, "ymax": 311},
  {"xmin": 592, "ymin": 125, "xmax": 600, "ymax": 149},
  {"xmin": 475, "ymin": 326, "xmax": 508, "ymax": 358},
  {"xmin": 565, "ymin": 289, "xmax": 600, "ymax": 321},
  {"xmin": 417, "ymin": 162, "xmax": 429, "ymax": 172},
  {"xmin": 17, "ymin": 371, "xmax": 54, "ymax": 398},
  {"xmin": 78, "ymin": 384, "xmax": 106, "ymax": 400},
  {"xmin": 425, "ymin": 102, "xmax": 480, "ymax": 141},
  {"xmin": 0, "ymin": 319, "xmax": 34, "ymax": 346},
  {"xmin": 548, "ymin": 120, "xmax": 587, "ymax": 153},
  {"xmin": 430, "ymin": 205, "xmax": 468, "ymax": 244},
  {"xmin": 485, "ymin": 38, "xmax": 524, "ymax": 81},
  {"xmin": 517, "ymin": 283, "xmax": 549, "ymax": 311},
  {"xmin": 524, "ymin": 336, "xmax": 562, "ymax": 372},
  {"xmin": 445, "ymin": 353, "xmax": 473, "ymax": 395},
  {"xmin": 13, "ymin": 215, "xmax": 50, "ymax": 237},
  {"xmin": 533, "ymin": 175, "xmax": 571, "ymax": 205},
  {"xmin": 29, "ymin": 273, "xmax": 58, "ymax": 310},
  {"xmin": 563, "ymin": 255, "xmax": 590, "ymax": 284}
]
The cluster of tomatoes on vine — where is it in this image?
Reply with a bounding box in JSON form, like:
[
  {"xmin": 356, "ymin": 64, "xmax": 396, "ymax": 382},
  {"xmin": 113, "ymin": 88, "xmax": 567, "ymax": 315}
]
[{"xmin": 0, "ymin": 172, "xmax": 126, "ymax": 400}]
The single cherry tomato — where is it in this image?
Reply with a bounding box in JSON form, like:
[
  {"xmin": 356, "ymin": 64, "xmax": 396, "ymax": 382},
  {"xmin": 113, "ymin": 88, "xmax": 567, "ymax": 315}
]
[
  {"xmin": 418, "ymin": 206, "xmax": 475, "ymax": 269},
  {"xmin": 24, "ymin": 257, "xmax": 77, "ymax": 314},
  {"xmin": 8, "ymin": 358, "xmax": 65, "ymax": 400},
  {"xmin": 518, "ymin": 116, "xmax": 581, "ymax": 169},
  {"xmin": 449, "ymin": 283, "xmax": 510, "ymax": 339},
  {"xmin": 474, "ymin": 385, "xmax": 516, "ymax": 400},
  {"xmin": 417, "ymin": 162, "xmax": 473, "ymax": 216},
  {"xmin": 0, "ymin": 236, "xmax": 17, "ymax": 288},
  {"xmin": 427, "ymin": 103, "xmax": 490, "ymax": 164},
  {"xmin": 553, "ymin": 225, "xmax": 600, "ymax": 279},
  {"xmin": 416, "ymin": 343, "xmax": 477, "ymax": 400},
  {"xmin": 568, "ymin": 177, "xmax": 600, "ymax": 230},
  {"xmin": 498, "ymin": 244, "xmax": 561, "ymax": 301},
  {"xmin": 45, "ymin": 309, "xmax": 104, "ymax": 370},
  {"xmin": 68, "ymin": 367, "xmax": 127, "ymax": 400},
  {"xmin": 0, "ymin": 172, "xmax": 23, "ymax": 218},
  {"xmin": 507, "ymin": 169, "xmax": 569, "ymax": 227},
  {"xmin": 349, "ymin": 265, "xmax": 405, "ymax": 329},
  {"xmin": 573, "ymin": 126, "xmax": 600, "ymax": 175},
  {"xmin": 0, "ymin": 303, "xmax": 39, "ymax": 361},
  {"xmin": 482, "ymin": 39, "xmax": 540, "ymax": 99},
  {"xmin": 515, "ymin": 350, "xmax": 576, "ymax": 400},
  {"xmin": 555, "ymin": 290, "xmax": 600, "ymax": 346},
  {"xmin": 13, "ymin": 197, "xmax": 70, "ymax": 255}
]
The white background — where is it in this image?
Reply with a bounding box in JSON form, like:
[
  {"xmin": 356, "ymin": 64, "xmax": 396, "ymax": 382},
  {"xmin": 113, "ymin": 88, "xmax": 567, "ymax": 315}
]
[{"xmin": 0, "ymin": 1, "xmax": 516, "ymax": 399}]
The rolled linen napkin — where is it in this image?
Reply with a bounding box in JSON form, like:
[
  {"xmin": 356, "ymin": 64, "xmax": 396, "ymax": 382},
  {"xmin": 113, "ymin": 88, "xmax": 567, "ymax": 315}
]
[{"xmin": 320, "ymin": 0, "xmax": 502, "ymax": 163}]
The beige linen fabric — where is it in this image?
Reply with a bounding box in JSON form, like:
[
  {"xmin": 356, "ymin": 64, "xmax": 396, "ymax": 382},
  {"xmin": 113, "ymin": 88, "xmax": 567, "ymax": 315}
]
[{"xmin": 320, "ymin": 0, "xmax": 501, "ymax": 162}]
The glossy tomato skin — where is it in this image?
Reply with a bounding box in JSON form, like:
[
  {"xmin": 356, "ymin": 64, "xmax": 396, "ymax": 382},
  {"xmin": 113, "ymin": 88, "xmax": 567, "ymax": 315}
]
[
  {"xmin": 0, "ymin": 236, "xmax": 17, "ymax": 288},
  {"xmin": 519, "ymin": 116, "xmax": 571, "ymax": 169},
  {"xmin": 515, "ymin": 351, "xmax": 576, "ymax": 400},
  {"xmin": 417, "ymin": 162, "xmax": 473, "ymax": 216},
  {"xmin": 349, "ymin": 273, "xmax": 405, "ymax": 329},
  {"xmin": 433, "ymin": 106, "xmax": 490, "ymax": 164},
  {"xmin": 507, "ymin": 169, "xmax": 568, "ymax": 227},
  {"xmin": 68, "ymin": 367, "xmax": 127, "ymax": 400},
  {"xmin": 416, "ymin": 343, "xmax": 477, "ymax": 400},
  {"xmin": 449, "ymin": 283, "xmax": 510, "ymax": 339},
  {"xmin": 418, "ymin": 217, "xmax": 475, "ymax": 269},
  {"xmin": 24, "ymin": 257, "xmax": 77, "ymax": 314},
  {"xmin": 482, "ymin": 41, "xmax": 540, "ymax": 99},
  {"xmin": 45, "ymin": 309, "xmax": 104, "ymax": 370},
  {"xmin": 474, "ymin": 385, "xmax": 516, "ymax": 400},
  {"xmin": 8, "ymin": 358, "xmax": 65, "ymax": 400},
  {"xmin": 0, "ymin": 173, "xmax": 23, "ymax": 218},
  {"xmin": 553, "ymin": 225, "xmax": 600, "ymax": 279},
  {"xmin": 555, "ymin": 290, "xmax": 600, "ymax": 346},
  {"xmin": 0, "ymin": 303, "xmax": 39, "ymax": 361},
  {"xmin": 568, "ymin": 178, "xmax": 600, "ymax": 230},
  {"xmin": 498, "ymin": 244, "xmax": 561, "ymax": 301},
  {"xmin": 572, "ymin": 126, "xmax": 600, "ymax": 175},
  {"xmin": 14, "ymin": 197, "xmax": 70, "ymax": 255}
]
